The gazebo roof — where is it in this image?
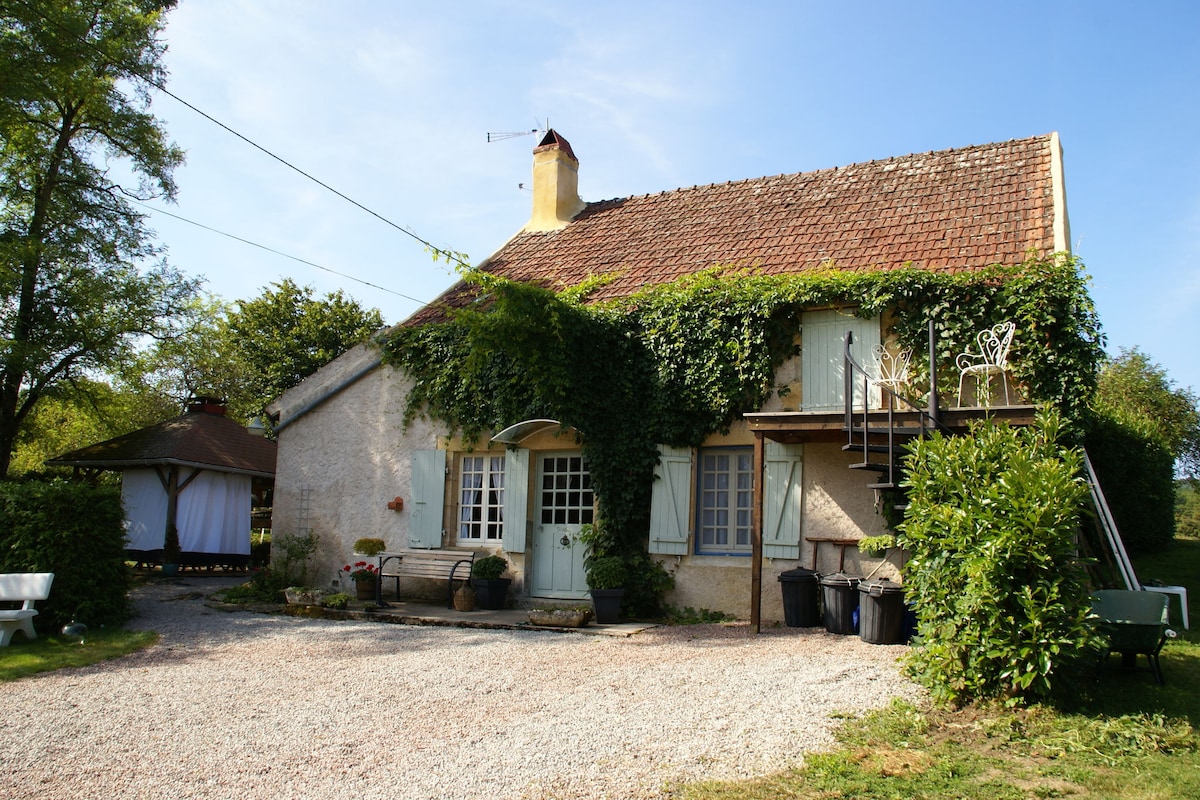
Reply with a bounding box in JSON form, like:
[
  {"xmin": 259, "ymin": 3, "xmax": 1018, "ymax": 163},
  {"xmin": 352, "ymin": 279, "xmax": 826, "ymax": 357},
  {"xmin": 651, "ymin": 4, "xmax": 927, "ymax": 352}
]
[{"xmin": 46, "ymin": 400, "xmax": 276, "ymax": 478}]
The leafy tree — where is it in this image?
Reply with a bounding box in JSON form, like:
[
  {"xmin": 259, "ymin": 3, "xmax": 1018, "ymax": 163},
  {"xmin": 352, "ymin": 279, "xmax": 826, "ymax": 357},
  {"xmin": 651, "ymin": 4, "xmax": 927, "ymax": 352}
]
[
  {"xmin": 9, "ymin": 377, "xmax": 169, "ymax": 474},
  {"xmin": 1177, "ymin": 482, "xmax": 1200, "ymax": 539},
  {"xmin": 1096, "ymin": 347, "xmax": 1200, "ymax": 479},
  {"xmin": 221, "ymin": 279, "xmax": 384, "ymax": 422},
  {"xmin": 0, "ymin": 0, "xmax": 198, "ymax": 478}
]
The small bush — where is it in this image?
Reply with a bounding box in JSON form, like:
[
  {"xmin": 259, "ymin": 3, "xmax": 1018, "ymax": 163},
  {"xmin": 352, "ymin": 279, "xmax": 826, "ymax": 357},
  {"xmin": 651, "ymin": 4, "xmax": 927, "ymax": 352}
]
[
  {"xmin": 472, "ymin": 554, "xmax": 507, "ymax": 580},
  {"xmin": 0, "ymin": 479, "xmax": 130, "ymax": 629}
]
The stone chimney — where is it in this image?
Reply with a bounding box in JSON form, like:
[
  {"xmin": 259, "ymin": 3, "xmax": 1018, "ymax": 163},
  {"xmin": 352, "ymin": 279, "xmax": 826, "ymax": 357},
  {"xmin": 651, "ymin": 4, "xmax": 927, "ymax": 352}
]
[{"xmin": 524, "ymin": 129, "xmax": 585, "ymax": 232}]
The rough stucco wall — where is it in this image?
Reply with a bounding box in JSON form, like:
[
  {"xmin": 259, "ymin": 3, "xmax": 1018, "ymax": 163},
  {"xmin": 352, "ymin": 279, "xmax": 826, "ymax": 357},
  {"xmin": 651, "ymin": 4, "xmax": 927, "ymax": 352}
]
[
  {"xmin": 270, "ymin": 357, "xmax": 444, "ymax": 593},
  {"xmin": 663, "ymin": 441, "xmax": 900, "ymax": 624}
]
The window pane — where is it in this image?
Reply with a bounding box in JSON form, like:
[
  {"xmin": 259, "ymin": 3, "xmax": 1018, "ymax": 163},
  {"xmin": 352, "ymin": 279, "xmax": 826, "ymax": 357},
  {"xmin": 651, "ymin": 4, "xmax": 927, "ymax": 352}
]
[{"xmin": 697, "ymin": 448, "xmax": 754, "ymax": 555}]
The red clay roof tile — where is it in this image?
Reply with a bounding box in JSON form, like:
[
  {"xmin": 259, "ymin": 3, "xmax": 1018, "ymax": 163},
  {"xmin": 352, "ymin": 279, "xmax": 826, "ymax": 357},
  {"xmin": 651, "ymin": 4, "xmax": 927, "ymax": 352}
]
[{"xmin": 408, "ymin": 135, "xmax": 1058, "ymax": 324}]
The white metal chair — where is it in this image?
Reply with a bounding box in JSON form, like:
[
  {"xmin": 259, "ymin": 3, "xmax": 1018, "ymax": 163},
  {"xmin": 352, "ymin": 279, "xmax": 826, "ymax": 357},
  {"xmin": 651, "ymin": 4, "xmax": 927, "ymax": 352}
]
[
  {"xmin": 869, "ymin": 344, "xmax": 912, "ymax": 396},
  {"xmin": 956, "ymin": 321, "xmax": 1015, "ymax": 406}
]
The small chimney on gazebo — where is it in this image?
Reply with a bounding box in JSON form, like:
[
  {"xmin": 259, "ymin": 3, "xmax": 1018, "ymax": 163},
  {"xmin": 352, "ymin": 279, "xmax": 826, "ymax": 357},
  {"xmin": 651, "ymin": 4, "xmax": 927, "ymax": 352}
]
[{"xmin": 186, "ymin": 396, "xmax": 227, "ymax": 416}]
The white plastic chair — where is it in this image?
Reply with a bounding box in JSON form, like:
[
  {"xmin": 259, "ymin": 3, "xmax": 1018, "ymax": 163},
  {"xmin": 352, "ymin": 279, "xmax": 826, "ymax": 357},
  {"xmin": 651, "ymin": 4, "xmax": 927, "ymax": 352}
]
[
  {"xmin": 956, "ymin": 322, "xmax": 1015, "ymax": 406},
  {"xmin": 869, "ymin": 344, "xmax": 912, "ymax": 396}
]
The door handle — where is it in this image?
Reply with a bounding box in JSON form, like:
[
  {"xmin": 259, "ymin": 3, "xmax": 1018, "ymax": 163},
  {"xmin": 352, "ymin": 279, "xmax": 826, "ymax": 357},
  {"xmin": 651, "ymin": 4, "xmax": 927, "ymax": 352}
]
[{"xmin": 560, "ymin": 535, "xmax": 570, "ymax": 547}]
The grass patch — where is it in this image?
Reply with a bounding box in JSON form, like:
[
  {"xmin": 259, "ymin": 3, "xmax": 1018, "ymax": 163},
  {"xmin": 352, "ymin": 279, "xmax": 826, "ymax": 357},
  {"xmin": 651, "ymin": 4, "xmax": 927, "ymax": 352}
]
[
  {"xmin": 0, "ymin": 628, "xmax": 158, "ymax": 683},
  {"xmin": 673, "ymin": 535, "xmax": 1200, "ymax": 799}
]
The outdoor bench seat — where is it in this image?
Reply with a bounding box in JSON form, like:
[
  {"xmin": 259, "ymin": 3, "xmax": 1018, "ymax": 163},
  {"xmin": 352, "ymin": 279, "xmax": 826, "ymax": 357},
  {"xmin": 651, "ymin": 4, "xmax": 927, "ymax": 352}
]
[
  {"xmin": 377, "ymin": 549, "xmax": 475, "ymax": 609},
  {"xmin": 0, "ymin": 573, "xmax": 55, "ymax": 646}
]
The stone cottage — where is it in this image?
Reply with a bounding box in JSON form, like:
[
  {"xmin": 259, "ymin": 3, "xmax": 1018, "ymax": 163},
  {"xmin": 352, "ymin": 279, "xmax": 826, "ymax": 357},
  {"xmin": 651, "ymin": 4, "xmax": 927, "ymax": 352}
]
[{"xmin": 267, "ymin": 130, "xmax": 1070, "ymax": 623}]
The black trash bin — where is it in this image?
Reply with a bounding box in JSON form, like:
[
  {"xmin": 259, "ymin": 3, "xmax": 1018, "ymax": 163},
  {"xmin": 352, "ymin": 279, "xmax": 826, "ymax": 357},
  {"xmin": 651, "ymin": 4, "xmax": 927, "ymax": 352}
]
[
  {"xmin": 858, "ymin": 578, "xmax": 906, "ymax": 644},
  {"xmin": 778, "ymin": 568, "xmax": 820, "ymax": 627},
  {"xmin": 820, "ymin": 572, "xmax": 861, "ymax": 634}
]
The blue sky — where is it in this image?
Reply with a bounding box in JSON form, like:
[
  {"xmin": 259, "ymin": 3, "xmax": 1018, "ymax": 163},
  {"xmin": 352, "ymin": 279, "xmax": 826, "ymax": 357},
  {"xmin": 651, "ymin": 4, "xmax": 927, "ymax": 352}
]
[{"xmin": 145, "ymin": 0, "xmax": 1200, "ymax": 394}]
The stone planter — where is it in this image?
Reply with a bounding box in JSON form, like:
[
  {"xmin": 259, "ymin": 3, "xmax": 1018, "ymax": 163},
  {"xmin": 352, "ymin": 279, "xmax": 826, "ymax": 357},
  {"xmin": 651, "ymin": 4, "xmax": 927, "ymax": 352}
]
[
  {"xmin": 528, "ymin": 608, "xmax": 593, "ymax": 627},
  {"xmin": 284, "ymin": 587, "xmax": 326, "ymax": 606}
]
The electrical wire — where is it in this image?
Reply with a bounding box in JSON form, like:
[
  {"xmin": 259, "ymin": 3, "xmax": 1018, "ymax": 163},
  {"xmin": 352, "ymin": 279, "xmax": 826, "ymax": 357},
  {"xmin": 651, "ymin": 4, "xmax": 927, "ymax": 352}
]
[
  {"xmin": 8, "ymin": 0, "xmax": 472, "ymax": 271},
  {"xmin": 130, "ymin": 198, "xmax": 430, "ymax": 306}
]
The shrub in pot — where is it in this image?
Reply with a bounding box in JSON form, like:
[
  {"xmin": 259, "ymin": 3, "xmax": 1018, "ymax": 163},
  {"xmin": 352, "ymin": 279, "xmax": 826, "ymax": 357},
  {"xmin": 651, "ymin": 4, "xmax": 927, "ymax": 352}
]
[
  {"xmin": 471, "ymin": 554, "xmax": 511, "ymax": 610},
  {"xmin": 586, "ymin": 556, "xmax": 626, "ymax": 624},
  {"xmin": 353, "ymin": 537, "xmax": 386, "ymax": 557}
]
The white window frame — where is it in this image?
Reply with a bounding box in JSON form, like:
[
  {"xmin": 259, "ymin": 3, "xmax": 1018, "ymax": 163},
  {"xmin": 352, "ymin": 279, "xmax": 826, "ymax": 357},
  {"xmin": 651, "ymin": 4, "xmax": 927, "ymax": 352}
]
[
  {"xmin": 458, "ymin": 454, "xmax": 505, "ymax": 544},
  {"xmin": 696, "ymin": 447, "xmax": 754, "ymax": 555}
]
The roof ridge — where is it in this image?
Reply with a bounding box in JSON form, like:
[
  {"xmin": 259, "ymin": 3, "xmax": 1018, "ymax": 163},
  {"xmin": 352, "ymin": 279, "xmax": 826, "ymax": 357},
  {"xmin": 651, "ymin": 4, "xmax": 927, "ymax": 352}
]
[{"xmin": 581, "ymin": 133, "xmax": 1054, "ymax": 210}]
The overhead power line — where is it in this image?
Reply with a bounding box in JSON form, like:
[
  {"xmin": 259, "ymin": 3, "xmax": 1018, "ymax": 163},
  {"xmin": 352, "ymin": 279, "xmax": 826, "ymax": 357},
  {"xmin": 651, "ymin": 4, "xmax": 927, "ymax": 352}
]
[
  {"xmin": 130, "ymin": 199, "xmax": 429, "ymax": 306},
  {"xmin": 13, "ymin": 0, "xmax": 472, "ymax": 272}
]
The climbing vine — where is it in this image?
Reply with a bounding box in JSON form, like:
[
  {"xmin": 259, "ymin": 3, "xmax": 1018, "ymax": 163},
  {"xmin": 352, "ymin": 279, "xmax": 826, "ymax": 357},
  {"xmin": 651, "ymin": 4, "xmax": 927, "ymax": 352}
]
[{"xmin": 380, "ymin": 255, "xmax": 1104, "ymax": 610}]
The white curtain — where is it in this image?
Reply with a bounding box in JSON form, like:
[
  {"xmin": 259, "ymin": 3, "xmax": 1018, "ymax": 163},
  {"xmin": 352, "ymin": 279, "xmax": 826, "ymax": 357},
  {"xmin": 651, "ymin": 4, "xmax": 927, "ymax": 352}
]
[
  {"xmin": 121, "ymin": 468, "xmax": 251, "ymax": 555},
  {"xmin": 121, "ymin": 469, "xmax": 169, "ymax": 550},
  {"xmin": 177, "ymin": 471, "xmax": 252, "ymax": 555}
]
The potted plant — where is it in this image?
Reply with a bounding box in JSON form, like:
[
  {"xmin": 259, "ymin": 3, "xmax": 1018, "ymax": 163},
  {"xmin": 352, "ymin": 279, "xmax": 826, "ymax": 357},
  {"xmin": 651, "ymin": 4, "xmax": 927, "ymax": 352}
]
[
  {"xmin": 471, "ymin": 554, "xmax": 511, "ymax": 610},
  {"xmin": 341, "ymin": 561, "xmax": 380, "ymax": 601},
  {"xmin": 586, "ymin": 555, "xmax": 627, "ymax": 624},
  {"xmin": 353, "ymin": 537, "xmax": 387, "ymax": 557}
]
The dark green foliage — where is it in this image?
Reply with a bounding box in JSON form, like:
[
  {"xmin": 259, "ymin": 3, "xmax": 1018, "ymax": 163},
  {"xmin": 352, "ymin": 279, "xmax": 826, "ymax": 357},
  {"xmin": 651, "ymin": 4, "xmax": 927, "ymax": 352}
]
[
  {"xmin": 383, "ymin": 256, "xmax": 1103, "ymax": 615},
  {"xmin": 471, "ymin": 554, "xmax": 508, "ymax": 580},
  {"xmin": 897, "ymin": 410, "xmax": 1094, "ymax": 706},
  {"xmin": 1086, "ymin": 405, "xmax": 1176, "ymax": 554},
  {"xmin": 1178, "ymin": 482, "xmax": 1200, "ymax": 539},
  {"xmin": 0, "ymin": 479, "xmax": 130, "ymax": 629},
  {"xmin": 584, "ymin": 555, "xmax": 626, "ymax": 590}
]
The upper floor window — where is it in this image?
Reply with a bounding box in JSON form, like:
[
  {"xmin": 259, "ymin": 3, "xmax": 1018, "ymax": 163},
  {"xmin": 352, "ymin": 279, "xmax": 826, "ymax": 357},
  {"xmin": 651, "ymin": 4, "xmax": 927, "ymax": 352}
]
[
  {"xmin": 697, "ymin": 448, "xmax": 753, "ymax": 554},
  {"xmin": 459, "ymin": 455, "xmax": 504, "ymax": 543}
]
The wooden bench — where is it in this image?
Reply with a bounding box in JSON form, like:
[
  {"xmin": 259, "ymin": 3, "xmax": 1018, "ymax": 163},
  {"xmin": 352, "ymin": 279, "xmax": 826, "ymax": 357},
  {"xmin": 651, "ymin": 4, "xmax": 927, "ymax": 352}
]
[
  {"xmin": 0, "ymin": 573, "xmax": 55, "ymax": 646},
  {"xmin": 377, "ymin": 550, "xmax": 475, "ymax": 609}
]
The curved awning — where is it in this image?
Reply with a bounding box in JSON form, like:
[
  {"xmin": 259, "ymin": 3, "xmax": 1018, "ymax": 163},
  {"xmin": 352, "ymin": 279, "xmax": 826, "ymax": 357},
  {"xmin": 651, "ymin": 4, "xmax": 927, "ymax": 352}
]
[{"xmin": 491, "ymin": 419, "xmax": 578, "ymax": 446}]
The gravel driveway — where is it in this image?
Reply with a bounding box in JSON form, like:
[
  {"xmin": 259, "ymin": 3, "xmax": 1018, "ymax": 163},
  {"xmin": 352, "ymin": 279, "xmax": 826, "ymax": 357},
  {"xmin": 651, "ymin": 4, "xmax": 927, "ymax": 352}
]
[{"xmin": 1, "ymin": 575, "xmax": 921, "ymax": 799}]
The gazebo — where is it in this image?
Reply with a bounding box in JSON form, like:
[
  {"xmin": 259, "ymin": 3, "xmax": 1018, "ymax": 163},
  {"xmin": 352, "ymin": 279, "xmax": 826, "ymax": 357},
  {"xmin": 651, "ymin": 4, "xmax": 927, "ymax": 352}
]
[{"xmin": 47, "ymin": 397, "xmax": 276, "ymax": 570}]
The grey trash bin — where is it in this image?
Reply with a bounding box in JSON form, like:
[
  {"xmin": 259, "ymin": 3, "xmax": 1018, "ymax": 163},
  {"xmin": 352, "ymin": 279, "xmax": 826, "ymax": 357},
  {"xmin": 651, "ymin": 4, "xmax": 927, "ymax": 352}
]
[
  {"xmin": 820, "ymin": 572, "xmax": 861, "ymax": 635},
  {"xmin": 778, "ymin": 568, "xmax": 820, "ymax": 627},
  {"xmin": 858, "ymin": 578, "xmax": 906, "ymax": 644}
]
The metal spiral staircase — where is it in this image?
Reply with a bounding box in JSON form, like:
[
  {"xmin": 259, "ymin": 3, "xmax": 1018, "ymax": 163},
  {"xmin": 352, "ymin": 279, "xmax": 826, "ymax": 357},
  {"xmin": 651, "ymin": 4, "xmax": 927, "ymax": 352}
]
[{"xmin": 842, "ymin": 324, "xmax": 952, "ymax": 509}]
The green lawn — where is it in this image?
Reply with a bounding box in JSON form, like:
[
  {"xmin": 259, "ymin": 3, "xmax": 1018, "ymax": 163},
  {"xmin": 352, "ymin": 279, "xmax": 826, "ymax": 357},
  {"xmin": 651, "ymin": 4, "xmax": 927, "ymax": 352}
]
[
  {"xmin": 674, "ymin": 534, "xmax": 1200, "ymax": 799},
  {"xmin": 0, "ymin": 628, "xmax": 158, "ymax": 682}
]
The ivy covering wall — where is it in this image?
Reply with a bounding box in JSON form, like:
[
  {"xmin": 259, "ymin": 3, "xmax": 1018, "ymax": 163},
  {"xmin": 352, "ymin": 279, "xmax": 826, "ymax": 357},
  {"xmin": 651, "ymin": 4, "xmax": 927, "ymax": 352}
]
[{"xmin": 380, "ymin": 255, "xmax": 1104, "ymax": 607}]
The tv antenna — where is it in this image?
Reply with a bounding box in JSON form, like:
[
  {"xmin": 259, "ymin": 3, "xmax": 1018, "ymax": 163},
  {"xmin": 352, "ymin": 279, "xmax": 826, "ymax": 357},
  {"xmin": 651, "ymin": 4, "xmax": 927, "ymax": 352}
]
[{"xmin": 487, "ymin": 119, "xmax": 548, "ymax": 143}]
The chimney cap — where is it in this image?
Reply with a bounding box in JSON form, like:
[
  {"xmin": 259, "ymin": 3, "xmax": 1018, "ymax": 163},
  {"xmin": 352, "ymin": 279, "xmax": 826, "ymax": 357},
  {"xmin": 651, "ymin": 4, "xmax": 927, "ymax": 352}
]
[{"xmin": 534, "ymin": 129, "xmax": 577, "ymax": 161}]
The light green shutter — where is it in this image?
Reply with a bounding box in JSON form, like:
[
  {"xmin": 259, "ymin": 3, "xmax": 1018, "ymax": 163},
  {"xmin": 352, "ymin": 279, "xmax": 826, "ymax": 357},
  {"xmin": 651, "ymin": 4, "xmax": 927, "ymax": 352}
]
[
  {"xmin": 409, "ymin": 449, "xmax": 445, "ymax": 548},
  {"xmin": 801, "ymin": 310, "xmax": 880, "ymax": 411},
  {"xmin": 649, "ymin": 445, "xmax": 692, "ymax": 555},
  {"xmin": 763, "ymin": 441, "xmax": 803, "ymax": 559},
  {"xmin": 501, "ymin": 448, "xmax": 530, "ymax": 553}
]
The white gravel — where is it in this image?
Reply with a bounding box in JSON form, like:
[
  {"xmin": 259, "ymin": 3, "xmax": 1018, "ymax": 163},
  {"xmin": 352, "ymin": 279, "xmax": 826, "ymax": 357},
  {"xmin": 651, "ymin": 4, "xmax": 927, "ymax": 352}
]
[{"xmin": 1, "ymin": 575, "xmax": 922, "ymax": 799}]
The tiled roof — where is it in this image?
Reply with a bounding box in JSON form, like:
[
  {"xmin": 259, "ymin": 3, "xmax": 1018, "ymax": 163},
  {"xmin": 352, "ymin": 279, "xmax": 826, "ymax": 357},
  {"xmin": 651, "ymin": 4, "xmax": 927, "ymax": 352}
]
[
  {"xmin": 46, "ymin": 409, "xmax": 277, "ymax": 477},
  {"xmin": 409, "ymin": 135, "xmax": 1059, "ymax": 324}
]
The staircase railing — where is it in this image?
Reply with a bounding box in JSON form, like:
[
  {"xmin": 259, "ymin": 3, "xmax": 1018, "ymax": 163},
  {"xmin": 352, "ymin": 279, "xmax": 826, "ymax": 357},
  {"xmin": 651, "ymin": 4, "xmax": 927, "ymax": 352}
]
[{"xmin": 843, "ymin": 323, "xmax": 951, "ymax": 487}]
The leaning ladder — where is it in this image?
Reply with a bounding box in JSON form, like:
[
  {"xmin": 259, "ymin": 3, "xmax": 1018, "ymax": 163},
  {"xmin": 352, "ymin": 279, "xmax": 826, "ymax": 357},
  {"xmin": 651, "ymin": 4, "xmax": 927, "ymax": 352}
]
[
  {"xmin": 1082, "ymin": 448, "xmax": 1190, "ymax": 628},
  {"xmin": 1082, "ymin": 449, "xmax": 1136, "ymax": 590}
]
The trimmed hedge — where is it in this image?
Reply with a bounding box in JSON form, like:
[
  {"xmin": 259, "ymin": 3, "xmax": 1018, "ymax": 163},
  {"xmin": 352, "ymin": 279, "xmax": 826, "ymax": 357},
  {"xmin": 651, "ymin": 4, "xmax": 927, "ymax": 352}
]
[
  {"xmin": 0, "ymin": 479, "xmax": 131, "ymax": 630},
  {"xmin": 1086, "ymin": 405, "xmax": 1176, "ymax": 554}
]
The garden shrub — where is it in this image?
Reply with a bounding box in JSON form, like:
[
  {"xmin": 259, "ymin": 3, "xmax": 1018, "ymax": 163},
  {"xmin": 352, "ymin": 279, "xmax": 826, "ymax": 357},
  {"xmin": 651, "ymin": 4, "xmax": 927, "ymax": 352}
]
[
  {"xmin": 898, "ymin": 409, "xmax": 1094, "ymax": 706},
  {"xmin": 0, "ymin": 479, "xmax": 130, "ymax": 629},
  {"xmin": 1086, "ymin": 404, "xmax": 1176, "ymax": 554}
]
